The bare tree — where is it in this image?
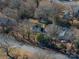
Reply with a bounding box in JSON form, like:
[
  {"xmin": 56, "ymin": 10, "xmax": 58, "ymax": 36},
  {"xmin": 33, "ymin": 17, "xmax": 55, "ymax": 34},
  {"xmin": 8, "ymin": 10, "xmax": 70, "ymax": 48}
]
[{"xmin": 19, "ymin": 0, "xmax": 37, "ymax": 19}]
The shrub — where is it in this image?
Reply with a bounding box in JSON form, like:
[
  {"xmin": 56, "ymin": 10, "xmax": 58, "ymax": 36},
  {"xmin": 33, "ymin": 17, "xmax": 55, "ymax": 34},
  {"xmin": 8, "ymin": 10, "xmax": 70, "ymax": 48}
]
[
  {"xmin": 36, "ymin": 33, "xmax": 51, "ymax": 47},
  {"xmin": 36, "ymin": 33, "xmax": 44, "ymax": 42},
  {"xmin": 2, "ymin": 7, "xmax": 18, "ymax": 19},
  {"xmin": 9, "ymin": 0, "xmax": 21, "ymax": 9}
]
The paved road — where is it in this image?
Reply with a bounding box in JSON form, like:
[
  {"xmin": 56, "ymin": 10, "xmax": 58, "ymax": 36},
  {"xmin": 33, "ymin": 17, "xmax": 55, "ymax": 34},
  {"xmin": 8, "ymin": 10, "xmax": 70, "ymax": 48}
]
[{"xmin": 0, "ymin": 34, "xmax": 70, "ymax": 59}]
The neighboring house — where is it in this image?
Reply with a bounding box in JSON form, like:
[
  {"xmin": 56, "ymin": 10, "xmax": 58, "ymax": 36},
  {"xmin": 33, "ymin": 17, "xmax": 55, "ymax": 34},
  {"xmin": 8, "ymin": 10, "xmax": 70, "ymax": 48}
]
[
  {"xmin": 31, "ymin": 25, "xmax": 46, "ymax": 33},
  {"xmin": 69, "ymin": 18, "xmax": 79, "ymax": 28},
  {"xmin": 0, "ymin": 18, "xmax": 17, "ymax": 26},
  {"xmin": 56, "ymin": 11, "xmax": 72, "ymax": 28},
  {"xmin": 57, "ymin": 20, "xmax": 71, "ymax": 28}
]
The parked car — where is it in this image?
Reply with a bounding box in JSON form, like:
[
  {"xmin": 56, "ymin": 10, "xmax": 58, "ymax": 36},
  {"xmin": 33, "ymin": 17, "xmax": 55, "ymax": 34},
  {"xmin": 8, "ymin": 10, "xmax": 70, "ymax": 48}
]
[{"xmin": 31, "ymin": 25, "xmax": 46, "ymax": 33}]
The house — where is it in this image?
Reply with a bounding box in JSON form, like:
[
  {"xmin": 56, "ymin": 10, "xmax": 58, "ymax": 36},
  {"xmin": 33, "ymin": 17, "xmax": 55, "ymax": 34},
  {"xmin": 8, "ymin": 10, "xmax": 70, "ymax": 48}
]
[
  {"xmin": 39, "ymin": 19, "xmax": 52, "ymax": 28},
  {"xmin": 29, "ymin": 18, "xmax": 52, "ymax": 28},
  {"xmin": 29, "ymin": 19, "xmax": 39, "ymax": 24}
]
